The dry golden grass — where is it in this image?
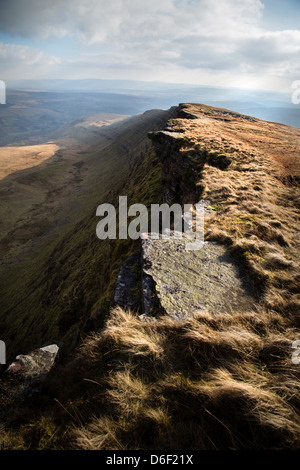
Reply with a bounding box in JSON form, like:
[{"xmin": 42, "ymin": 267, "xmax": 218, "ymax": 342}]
[
  {"xmin": 1, "ymin": 299, "xmax": 299, "ymax": 449},
  {"xmin": 67, "ymin": 306, "xmax": 300, "ymax": 450},
  {"xmin": 171, "ymin": 104, "xmax": 300, "ymax": 328},
  {"xmin": 0, "ymin": 143, "xmax": 59, "ymax": 179}
]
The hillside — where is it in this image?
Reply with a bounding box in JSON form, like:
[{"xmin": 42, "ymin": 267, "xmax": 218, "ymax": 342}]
[
  {"xmin": 0, "ymin": 90, "xmax": 153, "ymax": 146},
  {"xmin": 0, "ymin": 106, "xmax": 178, "ymax": 363},
  {"xmin": 0, "ymin": 103, "xmax": 299, "ymax": 450}
]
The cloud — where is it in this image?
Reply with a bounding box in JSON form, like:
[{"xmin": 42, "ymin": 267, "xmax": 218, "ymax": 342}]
[
  {"xmin": 0, "ymin": 0, "xmax": 263, "ymax": 42},
  {"xmin": 0, "ymin": 0, "xmax": 299, "ymax": 91},
  {"xmin": 0, "ymin": 42, "xmax": 61, "ymax": 78}
]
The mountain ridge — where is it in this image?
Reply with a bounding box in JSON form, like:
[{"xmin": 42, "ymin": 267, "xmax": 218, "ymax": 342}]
[{"xmin": 0, "ymin": 102, "xmax": 299, "ymax": 450}]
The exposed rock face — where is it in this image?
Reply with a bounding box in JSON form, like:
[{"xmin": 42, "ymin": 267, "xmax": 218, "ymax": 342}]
[
  {"xmin": 141, "ymin": 235, "xmax": 257, "ymax": 318},
  {"xmin": 148, "ymin": 129, "xmax": 201, "ymax": 204},
  {"xmin": 114, "ymin": 102, "xmax": 300, "ymax": 321},
  {"xmin": 113, "ymin": 253, "xmax": 141, "ymax": 311},
  {"xmin": 114, "ymin": 232, "xmax": 258, "ymax": 319}
]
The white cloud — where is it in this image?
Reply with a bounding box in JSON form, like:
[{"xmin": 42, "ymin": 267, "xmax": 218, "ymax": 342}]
[
  {"xmin": 0, "ymin": 0, "xmax": 299, "ymax": 91},
  {"xmin": 0, "ymin": 0, "xmax": 263, "ymax": 42},
  {"xmin": 0, "ymin": 42, "xmax": 61, "ymax": 78}
]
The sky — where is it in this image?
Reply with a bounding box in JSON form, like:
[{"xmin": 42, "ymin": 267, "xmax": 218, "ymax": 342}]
[{"xmin": 0, "ymin": 0, "xmax": 299, "ymax": 93}]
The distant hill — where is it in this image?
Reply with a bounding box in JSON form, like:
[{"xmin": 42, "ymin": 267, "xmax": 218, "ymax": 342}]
[
  {"xmin": 0, "ymin": 90, "xmax": 155, "ymax": 146},
  {"xmin": 3, "ymin": 81, "xmax": 300, "ymax": 133}
]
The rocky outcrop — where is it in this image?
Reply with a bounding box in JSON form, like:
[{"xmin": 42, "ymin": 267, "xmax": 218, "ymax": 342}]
[
  {"xmin": 148, "ymin": 129, "xmax": 203, "ymax": 204},
  {"xmin": 6, "ymin": 344, "xmax": 59, "ymax": 378},
  {"xmin": 148, "ymin": 107, "xmax": 233, "ymax": 205},
  {"xmin": 113, "ymin": 253, "xmax": 141, "ymax": 311},
  {"xmin": 0, "ymin": 344, "xmax": 60, "ymax": 422},
  {"xmin": 141, "ymin": 235, "xmax": 257, "ymax": 319},
  {"xmin": 114, "ymin": 232, "xmax": 257, "ymax": 319},
  {"xmin": 114, "ymin": 103, "xmax": 261, "ymax": 319}
]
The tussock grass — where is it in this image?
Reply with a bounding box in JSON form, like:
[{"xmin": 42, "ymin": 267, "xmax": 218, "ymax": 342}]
[{"xmin": 60, "ymin": 305, "xmax": 300, "ymax": 450}]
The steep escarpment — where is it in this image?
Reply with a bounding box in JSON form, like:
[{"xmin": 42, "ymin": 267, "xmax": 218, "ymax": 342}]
[
  {"xmin": 0, "ymin": 107, "xmax": 178, "ymax": 364},
  {"xmin": 147, "ymin": 103, "xmax": 300, "ymax": 317},
  {"xmin": 0, "ymin": 103, "xmax": 299, "ymax": 450},
  {"xmin": 115, "ymin": 103, "xmax": 299, "ymax": 324}
]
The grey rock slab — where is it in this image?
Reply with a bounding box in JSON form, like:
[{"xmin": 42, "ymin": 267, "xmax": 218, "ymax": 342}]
[{"xmin": 141, "ymin": 235, "xmax": 258, "ymax": 318}]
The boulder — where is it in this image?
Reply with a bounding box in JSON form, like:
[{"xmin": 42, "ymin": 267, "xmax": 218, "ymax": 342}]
[
  {"xmin": 6, "ymin": 344, "xmax": 59, "ymax": 380},
  {"xmin": 0, "ymin": 344, "xmax": 60, "ymax": 421}
]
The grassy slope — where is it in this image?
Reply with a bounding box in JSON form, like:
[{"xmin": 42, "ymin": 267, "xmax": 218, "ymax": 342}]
[{"xmin": 0, "ymin": 108, "xmax": 176, "ymax": 363}]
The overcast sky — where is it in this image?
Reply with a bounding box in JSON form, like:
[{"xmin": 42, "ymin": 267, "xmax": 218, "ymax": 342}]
[{"xmin": 0, "ymin": 0, "xmax": 299, "ymax": 92}]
